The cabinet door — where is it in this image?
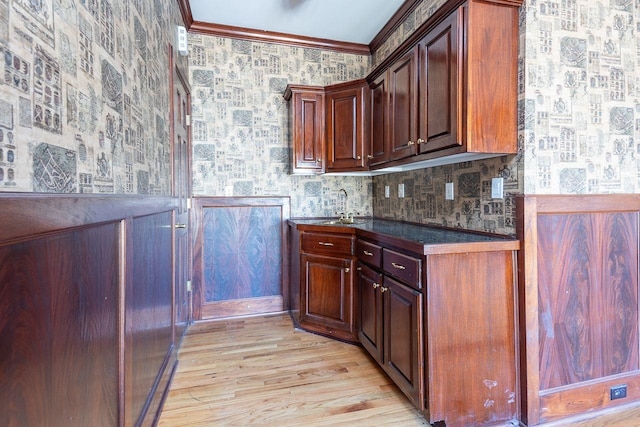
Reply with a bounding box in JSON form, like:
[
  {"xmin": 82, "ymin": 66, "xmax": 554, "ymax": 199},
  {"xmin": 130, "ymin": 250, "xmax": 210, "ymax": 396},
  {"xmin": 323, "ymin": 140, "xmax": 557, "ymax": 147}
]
[
  {"xmin": 326, "ymin": 82, "xmax": 367, "ymax": 171},
  {"xmin": 368, "ymin": 72, "xmax": 389, "ymax": 166},
  {"xmin": 388, "ymin": 46, "xmax": 419, "ymax": 161},
  {"xmin": 358, "ymin": 263, "xmax": 384, "ymax": 363},
  {"xmin": 291, "ymin": 89, "xmax": 325, "ymax": 173},
  {"xmin": 418, "ymin": 9, "xmax": 462, "ymax": 154},
  {"xmin": 384, "ymin": 276, "xmax": 424, "ymax": 411},
  {"xmin": 301, "ymin": 253, "xmax": 355, "ymax": 340}
]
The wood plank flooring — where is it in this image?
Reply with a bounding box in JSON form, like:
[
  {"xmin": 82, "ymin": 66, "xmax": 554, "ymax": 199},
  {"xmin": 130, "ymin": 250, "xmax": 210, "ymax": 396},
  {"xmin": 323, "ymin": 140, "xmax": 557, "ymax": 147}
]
[
  {"xmin": 158, "ymin": 313, "xmax": 428, "ymax": 426},
  {"xmin": 158, "ymin": 313, "xmax": 640, "ymax": 427}
]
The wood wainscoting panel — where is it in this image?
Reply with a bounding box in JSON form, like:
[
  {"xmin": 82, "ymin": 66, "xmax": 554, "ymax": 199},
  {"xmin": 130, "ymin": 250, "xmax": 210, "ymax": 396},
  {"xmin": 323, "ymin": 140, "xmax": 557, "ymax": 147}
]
[
  {"xmin": 537, "ymin": 211, "xmax": 638, "ymax": 390},
  {"xmin": 0, "ymin": 195, "xmax": 181, "ymax": 427},
  {"xmin": 192, "ymin": 197, "xmax": 290, "ymax": 320},
  {"xmin": 126, "ymin": 210, "xmax": 176, "ymax": 426},
  {"xmin": 517, "ymin": 194, "xmax": 640, "ymax": 426},
  {"xmin": 0, "ymin": 222, "xmax": 121, "ymax": 427}
]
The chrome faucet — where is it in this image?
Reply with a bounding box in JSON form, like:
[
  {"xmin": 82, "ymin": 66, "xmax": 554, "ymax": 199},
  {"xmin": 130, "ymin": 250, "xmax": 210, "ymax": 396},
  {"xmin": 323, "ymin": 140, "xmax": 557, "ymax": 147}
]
[{"xmin": 337, "ymin": 189, "xmax": 354, "ymax": 223}]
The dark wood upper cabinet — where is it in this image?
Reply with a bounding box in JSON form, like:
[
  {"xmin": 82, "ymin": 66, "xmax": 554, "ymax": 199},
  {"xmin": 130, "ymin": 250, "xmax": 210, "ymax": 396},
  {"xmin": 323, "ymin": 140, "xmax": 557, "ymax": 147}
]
[
  {"xmin": 368, "ymin": 72, "xmax": 390, "ymax": 167},
  {"xmin": 325, "ymin": 80, "xmax": 369, "ymax": 172},
  {"xmin": 284, "ymin": 85, "xmax": 325, "ymax": 174},
  {"xmin": 388, "ymin": 46, "xmax": 419, "ymax": 162},
  {"xmin": 418, "ymin": 9, "xmax": 460, "ymax": 154},
  {"xmin": 366, "ymin": 0, "xmax": 520, "ymax": 171},
  {"xmin": 286, "ymin": 0, "xmax": 521, "ymax": 175}
]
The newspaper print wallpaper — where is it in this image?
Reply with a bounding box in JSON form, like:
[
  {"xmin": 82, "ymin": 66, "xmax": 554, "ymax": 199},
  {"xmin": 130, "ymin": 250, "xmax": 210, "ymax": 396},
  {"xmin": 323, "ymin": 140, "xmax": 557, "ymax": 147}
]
[
  {"xmin": 188, "ymin": 34, "xmax": 373, "ymax": 218},
  {"xmin": 0, "ymin": 0, "xmax": 185, "ymax": 194}
]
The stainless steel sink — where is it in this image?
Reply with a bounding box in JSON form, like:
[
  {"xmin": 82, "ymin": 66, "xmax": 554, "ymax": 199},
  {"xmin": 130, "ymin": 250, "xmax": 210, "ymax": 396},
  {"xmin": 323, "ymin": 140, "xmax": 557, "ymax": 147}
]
[{"xmin": 318, "ymin": 219, "xmax": 365, "ymax": 226}]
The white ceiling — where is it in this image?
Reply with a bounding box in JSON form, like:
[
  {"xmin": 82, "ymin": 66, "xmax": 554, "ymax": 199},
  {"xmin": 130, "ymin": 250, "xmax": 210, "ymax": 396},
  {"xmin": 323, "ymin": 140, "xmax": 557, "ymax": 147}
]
[{"xmin": 188, "ymin": 0, "xmax": 407, "ymax": 45}]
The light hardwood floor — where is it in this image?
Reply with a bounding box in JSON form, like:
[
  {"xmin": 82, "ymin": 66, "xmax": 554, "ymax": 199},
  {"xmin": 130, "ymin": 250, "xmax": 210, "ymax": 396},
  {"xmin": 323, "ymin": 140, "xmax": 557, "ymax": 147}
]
[
  {"xmin": 158, "ymin": 313, "xmax": 428, "ymax": 426},
  {"xmin": 158, "ymin": 313, "xmax": 640, "ymax": 427}
]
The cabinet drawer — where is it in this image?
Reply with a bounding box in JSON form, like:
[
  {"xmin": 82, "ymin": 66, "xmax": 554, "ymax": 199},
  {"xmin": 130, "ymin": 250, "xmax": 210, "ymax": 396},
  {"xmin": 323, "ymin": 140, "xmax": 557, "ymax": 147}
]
[
  {"xmin": 383, "ymin": 249, "xmax": 421, "ymax": 289},
  {"xmin": 356, "ymin": 239, "xmax": 382, "ymax": 268},
  {"xmin": 301, "ymin": 232, "xmax": 354, "ymax": 256}
]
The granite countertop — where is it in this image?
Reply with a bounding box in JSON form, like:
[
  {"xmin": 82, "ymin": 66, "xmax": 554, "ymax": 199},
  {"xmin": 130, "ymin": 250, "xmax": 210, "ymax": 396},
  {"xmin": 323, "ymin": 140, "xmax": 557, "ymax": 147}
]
[{"xmin": 289, "ymin": 218, "xmax": 519, "ymax": 251}]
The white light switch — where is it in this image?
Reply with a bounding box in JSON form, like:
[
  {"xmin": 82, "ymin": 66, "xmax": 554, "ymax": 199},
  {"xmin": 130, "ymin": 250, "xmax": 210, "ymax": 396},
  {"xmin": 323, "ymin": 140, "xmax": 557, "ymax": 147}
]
[
  {"xmin": 398, "ymin": 183, "xmax": 405, "ymax": 198},
  {"xmin": 445, "ymin": 182, "xmax": 454, "ymax": 200},
  {"xmin": 384, "ymin": 185, "xmax": 390, "ymax": 198},
  {"xmin": 491, "ymin": 177, "xmax": 504, "ymax": 199}
]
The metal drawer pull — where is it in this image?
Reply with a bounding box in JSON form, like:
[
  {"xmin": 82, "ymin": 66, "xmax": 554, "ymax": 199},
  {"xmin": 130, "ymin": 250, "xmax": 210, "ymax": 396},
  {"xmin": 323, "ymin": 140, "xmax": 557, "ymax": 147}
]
[
  {"xmin": 344, "ymin": 268, "xmax": 350, "ymax": 273},
  {"xmin": 380, "ymin": 286, "xmax": 389, "ymax": 293},
  {"xmin": 391, "ymin": 262, "xmax": 406, "ymax": 270},
  {"xmin": 372, "ymin": 283, "xmax": 380, "ymax": 289},
  {"xmin": 318, "ymin": 241, "xmax": 334, "ymax": 246},
  {"xmin": 363, "ymin": 250, "xmax": 373, "ymax": 256}
]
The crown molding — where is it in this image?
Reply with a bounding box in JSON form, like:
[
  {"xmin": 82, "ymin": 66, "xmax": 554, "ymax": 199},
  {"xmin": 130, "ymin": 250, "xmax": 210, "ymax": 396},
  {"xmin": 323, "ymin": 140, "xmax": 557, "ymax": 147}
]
[
  {"xmin": 369, "ymin": 0, "xmax": 421, "ymax": 53},
  {"xmin": 175, "ymin": 0, "xmax": 193, "ymax": 27},
  {"xmin": 189, "ymin": 21, "xmax": 371, "ymax": 55}
]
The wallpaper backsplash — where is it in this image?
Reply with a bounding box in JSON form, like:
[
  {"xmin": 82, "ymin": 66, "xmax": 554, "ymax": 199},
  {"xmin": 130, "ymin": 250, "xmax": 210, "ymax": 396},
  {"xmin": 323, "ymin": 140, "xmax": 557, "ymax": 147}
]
[
  {"xmin": 188, "ymin": 35, "xmax": 373, "ymax": 217},
  {"xmin": 372, "ymin": 156, "xmax": 521, "ymax": 234},
  {"xmin": 0, "ymin": 0, "xmax": 185, "ymax": 194}
]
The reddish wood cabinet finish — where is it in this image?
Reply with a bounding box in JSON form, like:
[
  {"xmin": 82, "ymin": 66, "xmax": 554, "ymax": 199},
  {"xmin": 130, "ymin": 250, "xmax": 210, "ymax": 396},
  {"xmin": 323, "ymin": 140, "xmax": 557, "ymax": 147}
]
[
  {"xmin": 357, "ymin": 233, "xmax": 519, "ymax": 427},
  {"xmin": 325, "ymin": 80, "xmax": 369, "ymax": 172},
  {"xmin": 364, "ymin": 0, "xmax": 520, "ymax": 171},
  {"xmin": 383, "ymin": 275, "xmax": 424, "ymax": 409},
  {"xmin": 418, "ymin": 8, "xmax": 460, "ymax": 154},
  {"xmin": 284, "ymin": 85, "xmax": 325, "ymax": 174},
  {"xmin": 388, "ymin": 46, "xmax": 419, "ymax": 162},
  {"xmin": 358, "ymin": 263, "xmax": 384, "ymax": 362},
  {"xmin": 297, "ymin": 229, "xmax": 358, "ymax": 342},
  {"xmin": 358, "ymin": 242, "xmax": 424, "ymax": 411},
  {"xmin": 368, "ymin": 73, "xmax": 390, "ymax": 166}
]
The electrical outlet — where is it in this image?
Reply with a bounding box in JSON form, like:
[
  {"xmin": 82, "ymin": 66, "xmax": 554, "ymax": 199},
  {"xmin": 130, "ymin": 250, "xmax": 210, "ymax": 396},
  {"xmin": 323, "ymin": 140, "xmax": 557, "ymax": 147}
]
[
  {"xmin": 611, "ymin": 384, "xmax": 627, "ymax": 400},
  {"xmin": 398, "ymin": 183, "xmax": 405, "ymax": 198},
  {"xmin": 491, "ymin": 177, "xmax": 504, "ymax": 199},
  {"xmin": 445, "ymin": 182, "xmax": 454, "ymax": 200},
  {"xmin": 384, "ymin": 185, "xmax": 390, "ymax": 198}
]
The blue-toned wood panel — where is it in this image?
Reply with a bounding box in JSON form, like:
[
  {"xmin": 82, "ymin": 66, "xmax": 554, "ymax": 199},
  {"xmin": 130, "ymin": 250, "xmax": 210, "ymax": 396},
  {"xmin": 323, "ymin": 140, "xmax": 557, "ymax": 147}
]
[{"xmin": 203, "ymin": 205, "xmax": 282, "ymax": 302}]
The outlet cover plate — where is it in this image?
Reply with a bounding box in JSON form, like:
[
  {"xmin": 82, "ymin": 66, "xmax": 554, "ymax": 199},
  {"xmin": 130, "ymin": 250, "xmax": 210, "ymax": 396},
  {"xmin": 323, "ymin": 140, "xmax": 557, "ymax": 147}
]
[
  {"xmin": 398, "ymin": 183, "xmax": 405, "ymax": 198},
  {"xmin": 491, "ymin": 177, "xmax": 504, "ymax": 199},
  {"xmin": 384, "ymin": 185, "xmax": 390, "ymax": 198},
  {"xmin": 445, "ymin": 182, "xmax": 454, "ymax": 200}
]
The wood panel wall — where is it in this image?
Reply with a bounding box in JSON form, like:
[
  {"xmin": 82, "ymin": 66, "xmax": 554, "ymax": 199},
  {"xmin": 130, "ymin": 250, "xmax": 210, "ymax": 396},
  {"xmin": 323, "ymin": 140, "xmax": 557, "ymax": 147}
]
[
  {"xmin": 192, "ymin": 197, "xmax": 290, "ymax": 320},
  {"xmin": 0, "ymin": 194, "xmax": 183, "ymax": 427},
  {"xmin": 516, "ymin": 194, "xmax": 640, "ymax": 426}
]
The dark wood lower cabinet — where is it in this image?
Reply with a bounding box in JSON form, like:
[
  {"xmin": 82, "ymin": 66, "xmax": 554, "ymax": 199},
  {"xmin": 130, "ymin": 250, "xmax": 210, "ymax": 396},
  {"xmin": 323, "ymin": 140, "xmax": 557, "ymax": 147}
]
[
  {"xmin": 292, "ymin": 220, "xmax": 519, "ymax": 426},
  {"xmin": 384, "ymin": 276, "xmax": 424, "ymax": 410},
  {"xmin": 357, "ymin": 234, "xmax": 519, "ymax": 427},
  {"xmin": 301, "ymin": 253, "xmax": 355, "ymax": 340},
  {"xmin": 358, "ymin": 264, "xmax": 383, "ymax": 361}
]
